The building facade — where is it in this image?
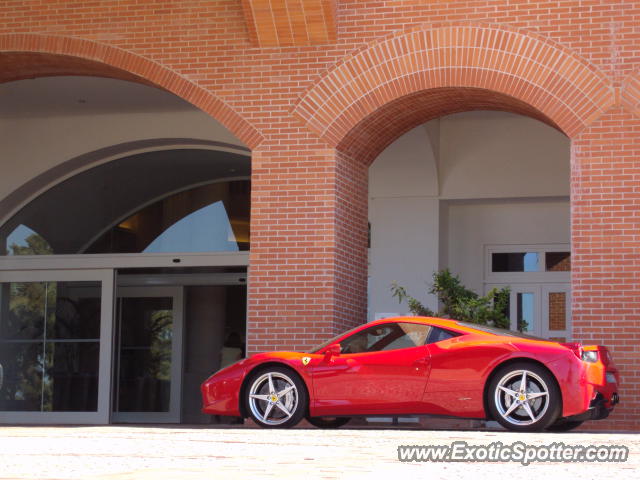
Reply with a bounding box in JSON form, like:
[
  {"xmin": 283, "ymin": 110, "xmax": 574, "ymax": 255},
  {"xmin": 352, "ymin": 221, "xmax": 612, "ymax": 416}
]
[{"xmin": 0, "ymin": 1, "xmax": 637, "ymax": 430}]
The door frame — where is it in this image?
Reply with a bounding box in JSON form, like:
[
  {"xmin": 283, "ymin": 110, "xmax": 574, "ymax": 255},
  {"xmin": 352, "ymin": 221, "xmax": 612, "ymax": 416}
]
[
  {"xmin": 112, "ymin": 286, "xmax": 184, "ymax": 424},
  {"xmin": 485, "ymin": 283, "xmax": 572, "ymax": 340},
  {"xmin": 0, "ymin": 268, "xmax": 115, "ymax": 424},
  {"xmin": 484, "ymin": 244, "xmax": 571, "ymax": 340}
]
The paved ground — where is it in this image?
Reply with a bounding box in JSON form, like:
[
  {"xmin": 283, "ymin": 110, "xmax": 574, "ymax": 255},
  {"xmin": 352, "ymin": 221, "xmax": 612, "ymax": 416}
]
[{"xmin": 0, "ymin": 424, "xmax": 637, "ymax": 480}]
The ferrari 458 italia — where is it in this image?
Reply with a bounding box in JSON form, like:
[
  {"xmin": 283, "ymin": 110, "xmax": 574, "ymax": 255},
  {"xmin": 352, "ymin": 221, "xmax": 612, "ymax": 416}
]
[{"xmin": 201, "ymin": 316, "xmax": 620, "ymax": 432}]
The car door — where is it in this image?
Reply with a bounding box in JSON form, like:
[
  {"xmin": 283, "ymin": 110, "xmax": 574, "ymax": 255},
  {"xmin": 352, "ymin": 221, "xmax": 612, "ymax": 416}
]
[
  {"xmin": 422, "ymin": 327, "xmax": 503, "ymax": 417},
  {"xmin": 309, "ymin": 322, "xmax": 432, "ymax": 416}
]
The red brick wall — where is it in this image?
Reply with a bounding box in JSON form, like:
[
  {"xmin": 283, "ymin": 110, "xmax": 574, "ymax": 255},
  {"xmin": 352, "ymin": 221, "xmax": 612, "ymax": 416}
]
[
  {"xmin": 333, "ymin": 150, "xmax": 368, "ymax": 331},
  {"xmin": 572, "ymin": 107, "xmax": 640, "ymax": 431},
  {"xmin": 1, "ymin": 1, "xmax": 639, "ymax": 430},
  {"xmin": 248, "ymin": 144, "xmax": 367, "ymax": 352}
]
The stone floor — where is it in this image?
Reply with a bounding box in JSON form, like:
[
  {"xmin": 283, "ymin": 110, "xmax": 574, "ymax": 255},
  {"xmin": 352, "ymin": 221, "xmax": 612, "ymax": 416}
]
[{"xmin": 0, "ymin": 423, "xmax": 637, "ymax": 480}]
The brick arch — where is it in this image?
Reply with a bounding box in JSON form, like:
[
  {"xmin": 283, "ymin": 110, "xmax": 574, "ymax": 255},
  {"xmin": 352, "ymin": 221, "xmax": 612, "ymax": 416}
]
[
  {"xmin": 338, "ymin": 87, "xmax": 564, "ymax": 164},
  {"xmin": 293, "ymin": 25, "xmax": 614, "ymax": 159},
  {"xmin": 0, "ymin": 34, "xmax": 263, "ymax": 149}
]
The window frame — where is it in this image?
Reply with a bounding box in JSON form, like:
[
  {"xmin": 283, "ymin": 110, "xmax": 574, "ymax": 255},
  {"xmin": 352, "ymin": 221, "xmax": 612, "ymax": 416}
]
[{"xmin": 485, "ymin": 244, "xmax": 570, "ymax": 284}]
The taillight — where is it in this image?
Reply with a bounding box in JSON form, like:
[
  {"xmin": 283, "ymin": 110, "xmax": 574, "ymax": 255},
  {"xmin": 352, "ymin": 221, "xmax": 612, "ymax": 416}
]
[
  {"xmin": 581, "ymin": 350, "xmax": 599, "ymax": 363},
  {"xmin": 561, "ymin": 342, "xmax": 600, "ymax": 362},
  {"xmin": 581, "ymin": 345, "xmax": 600, "ymax": 363}
]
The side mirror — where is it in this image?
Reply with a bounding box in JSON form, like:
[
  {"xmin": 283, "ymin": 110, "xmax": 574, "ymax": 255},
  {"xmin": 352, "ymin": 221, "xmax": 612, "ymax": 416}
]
[{"xmin": 323, "ymin": 343, "xmax": 341, "ymax": 361}]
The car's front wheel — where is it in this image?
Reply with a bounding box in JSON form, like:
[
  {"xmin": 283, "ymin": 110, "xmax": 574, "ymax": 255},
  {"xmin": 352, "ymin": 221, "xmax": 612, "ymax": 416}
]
[
  {"xmin": 245, "ymin": 366, "xmax": 307, "ymax": 428},
  {"xmin": 487, "ymin": 362, "xmax": 561, "ymax": 432}
]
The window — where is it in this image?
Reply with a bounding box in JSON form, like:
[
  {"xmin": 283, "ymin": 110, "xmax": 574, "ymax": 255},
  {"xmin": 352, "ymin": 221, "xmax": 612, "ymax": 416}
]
[
  {"xmin": 85, "ymin": 181, "xmax": 249, "ymax": 254},
  {"xmin": 427, "ymin": 327, "xmax": 460, "ymax": 343},
  {"xmin": 0, "ymin": 281, "xmax": 101, "ymax": 412},
  {"xmin": 488, "ymin": 247, "xmax": 571, "ymax": 275},
  {"xmin": 1, "ymin": 149, "xmax": 250, "ymax": 256},
  {"xmin": 492, "ymin": 252, "xmax": 540, "ymax": 272},
  {"xmin": 516, "ymin": 292, "xmax": 535, "ymax": 332},
  {"xmin": 545, "ymin": 252, "xmax": 570, "ymax": 272},
  {"xmin": 339, "ymin": 323, "xmax": 431, "ymax": 354}
]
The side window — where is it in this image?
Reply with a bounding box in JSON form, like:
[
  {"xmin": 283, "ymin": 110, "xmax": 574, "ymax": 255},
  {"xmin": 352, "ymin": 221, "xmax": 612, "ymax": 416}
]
[
  {"xmin": 340, "ymin": 323, "xmax": 431, "ymax": 354},
  {"xmin": 427, "ymin": 327, "xmax": 460, "ymax": 344}
]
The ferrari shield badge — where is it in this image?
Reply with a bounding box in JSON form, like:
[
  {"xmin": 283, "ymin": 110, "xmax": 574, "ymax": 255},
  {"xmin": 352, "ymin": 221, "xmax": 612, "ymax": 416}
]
[{"xmin": 302, "ymin": 356, "xmax": 311, "ymax": 366}]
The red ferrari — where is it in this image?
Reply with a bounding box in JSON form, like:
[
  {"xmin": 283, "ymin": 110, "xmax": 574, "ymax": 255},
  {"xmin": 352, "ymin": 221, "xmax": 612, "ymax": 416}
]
[{"xmin": 201, "ymin": 316, "xmax": 620, "ymax": 432}]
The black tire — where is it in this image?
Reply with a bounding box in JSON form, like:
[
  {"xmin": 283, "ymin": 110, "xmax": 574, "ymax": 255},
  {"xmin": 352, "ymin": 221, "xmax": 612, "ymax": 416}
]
[
  {"xmin": 546, "ymin": 420, "xmax": 583, "ymax": 432},
  {"xmin": 487, "ymin": 362, "xmax": 561, "ymax": 432},
  {"xmin": 244, "ymin": 365, "xmax": 308, "ymax": 428},
  {"xmin": 306, "ymin": 416, "xmax": 351, "ymax": 428}
]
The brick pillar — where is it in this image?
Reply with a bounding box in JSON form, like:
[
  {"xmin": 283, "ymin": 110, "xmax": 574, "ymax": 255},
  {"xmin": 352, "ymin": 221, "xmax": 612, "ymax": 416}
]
[
  {"xmin": 571, "ymin": 106, "xmax": 640, "ymax": 431},
  {"xmin": 247, "ymin": 142, "xmax": 368, "ymax": 355}
]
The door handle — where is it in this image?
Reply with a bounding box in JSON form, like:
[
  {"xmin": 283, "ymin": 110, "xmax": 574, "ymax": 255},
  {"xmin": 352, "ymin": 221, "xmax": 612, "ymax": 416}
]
[{"xmin": 412, "ymin": 356, "xmax": 430, "ymax": 373}]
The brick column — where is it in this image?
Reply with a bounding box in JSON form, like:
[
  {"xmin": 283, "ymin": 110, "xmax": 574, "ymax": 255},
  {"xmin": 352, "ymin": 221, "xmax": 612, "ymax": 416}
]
[
  {"xmin": 571, "ymin": 107, "xmax": 640, "ymax": 431},
  {"xmin": 247, "ymin": 142, "xmax": 368, "ymax": 355}
]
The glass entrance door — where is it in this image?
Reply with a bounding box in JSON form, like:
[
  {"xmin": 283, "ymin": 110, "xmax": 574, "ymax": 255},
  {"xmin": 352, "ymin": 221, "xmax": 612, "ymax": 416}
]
[
  {"xmin": 0, "ymin": 269, "xmax": 114, "ymax": 424},
  {"xmin": 112, "ymin": 287, "xmax": 183, "ymax": 423}
]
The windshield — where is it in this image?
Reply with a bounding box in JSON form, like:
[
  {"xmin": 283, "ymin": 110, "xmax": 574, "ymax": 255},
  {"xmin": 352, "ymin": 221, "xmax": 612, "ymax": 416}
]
[
  {"xmin": 455, "ymin": 321, "xmax": 546, "ymax": 341},
  {"xmin": 308, "ymin": 325, "xmax": 363, "ymax": 353}
]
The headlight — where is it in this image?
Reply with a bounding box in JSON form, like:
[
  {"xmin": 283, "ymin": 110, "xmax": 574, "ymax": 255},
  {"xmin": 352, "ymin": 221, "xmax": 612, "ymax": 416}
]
[
  {"xmin": 606, "ymin": 372, "xmax": 617, "ymax": 384},
  {"xmin": 581, "ymin": 350, "xmax": 599, "ymax": 363}
]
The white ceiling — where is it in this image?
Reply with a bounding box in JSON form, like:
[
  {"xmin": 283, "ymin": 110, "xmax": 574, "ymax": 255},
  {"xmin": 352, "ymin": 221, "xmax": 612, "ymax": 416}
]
[{"xmin": 0, "ymin": 76, "xmax": 195, "ymax": 117}]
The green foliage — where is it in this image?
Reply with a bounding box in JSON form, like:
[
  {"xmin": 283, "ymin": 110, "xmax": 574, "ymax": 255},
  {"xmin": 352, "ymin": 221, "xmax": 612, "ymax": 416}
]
[
  {"xmin": 9, "ymin": 233, "xmax": 53, "ymax": 256},
  {"xmin": 391, "ymin": 269, "xmax": 511, "ymax": 329},
  {"xmin": 389, "ymin": 283, "xmax": 436, "ymax": 317}
]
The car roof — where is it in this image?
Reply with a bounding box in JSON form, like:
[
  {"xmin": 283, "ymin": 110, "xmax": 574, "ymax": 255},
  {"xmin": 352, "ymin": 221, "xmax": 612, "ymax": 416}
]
[
  {"xmin": 368, "ymin": 315, "xmax": 493, "ymax": 336},
  {"xmin": 368, "ymin": 316, "xmax": 554, "ymax": 343}
]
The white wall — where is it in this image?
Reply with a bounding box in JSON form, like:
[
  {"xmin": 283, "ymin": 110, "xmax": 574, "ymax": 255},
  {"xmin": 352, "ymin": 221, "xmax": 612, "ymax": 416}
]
[
  {"xmin": 438, "ymin": 111, "xmax": 569, "ymax": 199},
  {"xmin": 443, "ymin": 199, "xmax": 570, "ymax": 295},
  {"xmin": 368, "ymin": 126, "xmax": 440, "ymax": 319},
  {"xmin": 0, "ymin": 77, "xmax": 245, "ymax": 212},
  {"xmin": 369, "ymin": 196, "xmax": 440, "ymax": 318},
  {"xmin": 369, "ymin": 124, "xmax": 438, "ymax": 197},
  {"xmin": 0, "ymin": 110, "xmax": 243, "ymax": 206},
  {"xmin": 368, "ymin": 111, "xmax": 570, "ymax": 321}
]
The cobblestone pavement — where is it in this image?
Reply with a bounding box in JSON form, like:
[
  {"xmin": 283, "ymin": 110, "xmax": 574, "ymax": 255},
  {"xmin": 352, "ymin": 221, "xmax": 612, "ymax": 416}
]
[{"xmin": 0, "ymin": 424, "xmax": 637, "ymax": 480}]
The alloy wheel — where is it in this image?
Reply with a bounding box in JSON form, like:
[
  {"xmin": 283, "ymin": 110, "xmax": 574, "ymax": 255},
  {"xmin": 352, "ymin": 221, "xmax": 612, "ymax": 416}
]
[
  {"xmin": 248, "ymin": 371, "xmax": 299, "ymax": 426},
  {"xmin": 494, "ymin": 369, "xmax": 550, "ymax": 427}
]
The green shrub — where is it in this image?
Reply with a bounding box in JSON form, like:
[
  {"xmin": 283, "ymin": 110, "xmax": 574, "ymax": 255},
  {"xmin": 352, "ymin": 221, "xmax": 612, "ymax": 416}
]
[{"xmin": 391, "ymin": 269, "xmax": 512, "ymax": 329}]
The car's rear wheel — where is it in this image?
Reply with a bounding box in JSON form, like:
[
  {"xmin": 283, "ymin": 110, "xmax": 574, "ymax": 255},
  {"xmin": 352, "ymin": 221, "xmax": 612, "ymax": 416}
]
[
  {"xmin": 546, "ymin": 420, "xmax": 583, "ymax": 432},
  {"xmin": 245, "ymin": 366, "xmax": 307, "ymax": 428},
  {"xmin": 306, "ymin": 416, "xmax": 351, "ymax": 428},
  {"xmin": 487, "ymin": 362, "xmax": 561, "ymax": 432}
]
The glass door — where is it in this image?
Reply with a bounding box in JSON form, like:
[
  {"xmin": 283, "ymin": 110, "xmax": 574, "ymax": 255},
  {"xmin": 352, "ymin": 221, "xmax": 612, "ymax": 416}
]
[
  {"xmin": 486, "ymin": 283, "xmax": 571, "ymax": 340},
  {"xmin": 0, "ymin": 269, "xmax": 114, "ymax": 424},
  {"xmin": 112, "ymin": 286, "xmax": 183, "ymax": 423},
  {"xmin": 508, "ymin": 284, "xmax": 539, "ymax": 335}
]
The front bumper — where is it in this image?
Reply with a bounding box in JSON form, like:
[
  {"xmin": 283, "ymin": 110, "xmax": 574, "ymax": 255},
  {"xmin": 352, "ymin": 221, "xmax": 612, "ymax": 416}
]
[{"xmin": 200, "ymin": 365, "xmax": 246, "ymax": 417}]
